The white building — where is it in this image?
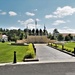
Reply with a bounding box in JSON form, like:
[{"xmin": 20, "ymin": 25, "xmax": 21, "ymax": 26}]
[{"xmin": 2, "ymin": 35, "xmax": 8, "ymax": 41}]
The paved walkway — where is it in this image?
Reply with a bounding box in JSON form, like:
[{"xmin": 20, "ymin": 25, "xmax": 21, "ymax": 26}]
[{"xmin": 35, "ymin": 44, "xmax": 75, "ymax": 61}]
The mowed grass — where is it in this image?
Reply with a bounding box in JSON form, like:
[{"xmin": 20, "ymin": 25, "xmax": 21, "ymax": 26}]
[
  {"xmin": 64, "ymin": 42, "xmax": 75, "ymax": 52},
  {"xmin": 50, "ymin": 42, "xmax": 75, "ymax": 52},
  {"xmin": 0, "ymin": 42, "xmax": 35, "ymax": 63}
]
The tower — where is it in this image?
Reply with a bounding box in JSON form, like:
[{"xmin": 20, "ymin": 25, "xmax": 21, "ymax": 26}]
[
  {"xmin": 35, "ymin": 19, "xmax": 37, "ymax": 30},
  {"xmin": 35, "ymin": 19, "xmax": 37, "ymax": 35}
]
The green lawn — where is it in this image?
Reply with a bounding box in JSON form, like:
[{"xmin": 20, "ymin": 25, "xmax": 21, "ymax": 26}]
[
  {"xmin": 0, "ymin": 42, "xmax": 35, "ymax": 63},
  {"xmin": 64, "ymin": 42, "xmax": 75, "ymax": 52},
  {"xmin": 49, "ymin": 42, "xmax": 75, "ymax": 52}
]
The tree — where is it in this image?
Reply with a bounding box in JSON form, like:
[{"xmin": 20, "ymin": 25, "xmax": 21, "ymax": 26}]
[
  {"xmin": 53, "ymin": 29, "xmax": 59, "ymax": 39},
  {"xmin": 39, "ymin": 29, "xmax": 42, "ymax": 36},
  {"xmin": 68, "ymin": 34, "xmax": 73, "ymax": 40},
  {"xmin": 53, "ymin": 29, "xmax": 59, "ymax": 34},
  {"xmin": 36, "ymin": 29, "xmax": 39, "ymax": 35},
  {"xmin": 47, "ymin": 33, "xmax": 52, "ymax": 39},
  {"xmin": 28, "ymin": 29, "xmax": 31, "ymax": 35},
  {"xmin": 32, "ymin": 29, "xmax": 35, "ymax": 35},
  {"xmin": 24, "ymin": 29, "xmax": 27, "ymax": 34},
  {"xmin": 57, "ymin": 34, "xmax": 64, "ymax": 41},
  {"xmin": 19, "ymin": 33, "xmax": 23, "ymax": 40},
  {"xmin": 51, "ymin": 36, "xmax": 55, "ymax": 40},
  {"xmin": 17, "ymin": 29, "xmax": 21, "ymax": 36},
  {"xmin": 65, "ymin": 35, "xmax": 70, "ymax": 41}
]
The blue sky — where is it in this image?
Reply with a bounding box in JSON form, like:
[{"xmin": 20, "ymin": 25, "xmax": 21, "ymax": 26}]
[{"xmin": 0, "ymin": 0, "xmax": 75, "ymax": 33}]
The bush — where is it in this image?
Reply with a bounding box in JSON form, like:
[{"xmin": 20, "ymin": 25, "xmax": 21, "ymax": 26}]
[
  {"xmin": 24, "ymin": 51, "xmax": 34, "ymax": 59},
  {"xmin": 2, "ymin": 39, "xmax": 5, "ymax": 43},
  {"xmin": 23, "ymin": 44, "xmax": 35, "ymax": 59}
]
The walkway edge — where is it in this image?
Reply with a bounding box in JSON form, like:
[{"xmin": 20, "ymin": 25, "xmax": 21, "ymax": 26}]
[{"xmin": 0, "ymin": 59, "xmax": 75, "ymax": 66}]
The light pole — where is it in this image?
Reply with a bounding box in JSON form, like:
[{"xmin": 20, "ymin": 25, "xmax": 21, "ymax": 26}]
[{"xmin": 35, "ymin": 19, "xmax": 37, "ymax": 35}]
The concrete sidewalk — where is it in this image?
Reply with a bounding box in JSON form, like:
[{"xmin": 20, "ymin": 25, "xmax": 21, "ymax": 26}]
[{"xmin": 35, "ymin": 44, "xmax": 75, "ymax": 61}]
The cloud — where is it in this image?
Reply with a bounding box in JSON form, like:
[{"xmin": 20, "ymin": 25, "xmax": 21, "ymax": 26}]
[
  {"xmin": 0, "ymin": 12, "xmax": 7, "ymax": 15},
  {"xmin": 18, "ymin": 18, "xmax": 40, "ymax": 29},
  {"xmin": 47, "ymin": 28, "xmax": 75, "ymax": 33},
  {"xmin": 34, "ymin": 9, "xmax": 38, "ymax": 11},
  {"xmin": 0, "ymin": 10, "xmax": 7, "ymax": 15},
  {"xmin": 9, "ymin": 11, "xmax": 17, "ymax": 16},
  {"xmin": 45, "ymin": 6, "xmax": 75, "ymax": 19},
  {"xmin": 52, "ymin": 20, "xmax": 66, "ymax": 25},
  {"xmin": 18, "ymin": 18, "xmax": 34, "ymax": 25},
  {"xmin": 58, "ymin": 28, "xmax": 75, "ymax": 33},
  {"xmin": 25, "ymin": 12, "xmax": 35, "ymax": 16},
  {"xmin": 45, "ymin": 15, "xmax": 57, "ymax": 19},
  {"xmin": 9, "ymin": 27, "xmax": 19, "ymax": 30},
  {"xmin": 36, "ymin": 18, "xmax": 40, "ymax": 21},
  {"xmin": 54, "ymin": 6, "xmax": 75, "ymax": 18}
]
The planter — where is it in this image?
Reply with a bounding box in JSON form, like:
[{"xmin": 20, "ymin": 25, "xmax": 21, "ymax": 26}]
[{"xmin": 23, "ymin": 58, "xmax": 39, "ymax": 62}]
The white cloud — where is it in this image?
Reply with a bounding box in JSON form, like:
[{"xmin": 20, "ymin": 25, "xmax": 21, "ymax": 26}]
[
  {"xmin": 9, "ymin": 11, "xmax": 17, "ymax": 16},
  {"xmin": 58, "ymin": 28, "xmax": 75, "ymax": 33},
  {"xmin": 36, "ymin": 18, "xmax": 40, "ymax": 21},
  {"xmin": 52, "ymin": 20, "xmax": 66, "ymax": 25},
  {"xmin": 9, "ymin": 27, "xmax": 19, "ymax": 30},
  {"xmin": 26, "ymin": 12, "xmax": 35, "ymax": 16},
  {"xmin": 18, "ymin": 18, "xmax": 40, "ymax": 29},
  {"xmin": 47, "ymin": 28, "xmax": 75, "ymax": 33},
  {"xmin": 27, "ymin": 24, "xmax": 40, "ymax": 29},
  {"xmin": 34, "ymin": 9, "xmax": 38, "ymax": 11},
  {"xmin": 0, "ymin": 12, "xmax": 7, "ymax": 15},
  {"xmin": 53, "ymin": 6, "xmax": 75, "ymax": 18},
  {"xmin": 63, "ymin": 26, "xmax": 69, "ymax": 29},
  {"xmin": 45, "ymin": 15, "xmax": 57, "ymax": 19},
  {"xmin": 47, "ymin": 28, "xmax": 55, "ymax": 33},
  {"xmin": 45, "ymin": 6, "xmax": 75, "ymax": 19}
]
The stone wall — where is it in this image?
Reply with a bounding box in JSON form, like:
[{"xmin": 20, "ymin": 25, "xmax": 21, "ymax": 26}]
[{"xmin": 27, "ymin": 36, "xmax": 48, "ymax": 43}]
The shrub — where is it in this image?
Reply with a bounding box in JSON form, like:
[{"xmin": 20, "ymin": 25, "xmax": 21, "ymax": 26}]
[
  {"xmin": 23, "ymin": 52, "xmax": 34, "ymax": 59},
  {"xmin": 23, "ymin": 44, "xmax": 35, "ymax": 59},
  {"xmin": 2, "ymin": 39, "xmax": 5, "ymax": 43}
]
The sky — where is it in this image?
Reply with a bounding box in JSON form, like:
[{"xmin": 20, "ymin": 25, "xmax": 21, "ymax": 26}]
[{"xmin": 0, "ymin": 0, "xmax": 75, "ymax": 33}]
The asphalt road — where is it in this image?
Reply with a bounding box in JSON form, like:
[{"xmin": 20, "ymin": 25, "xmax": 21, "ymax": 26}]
[
  {"xmin": 35, "ymin": 44, "xmax": 75, "ymax": 61},
  {"xmin": 0, "ymin": 62, "xmax": 75, "ymax": 75}
]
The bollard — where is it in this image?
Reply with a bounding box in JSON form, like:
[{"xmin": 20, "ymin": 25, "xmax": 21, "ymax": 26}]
[
  {"xmin": 34, "ymin": 48, "xmax": 36, "ymax": 54},
  {"xmin": 62, "ymin": 44, "xmax": 64, "ymax": 50},
  {"xmin": 55, "ymin": 44, "xmax": 57, "ymax": 48},
  {"xmin": 32, "ymin": 43, "xmax": 35, "ymax": 48},
  {"xmin": 13, "ymin": 51, "xmax": 17, "ymax": 63},
  {"xmin": 51, "ymin": 43, "xmax": 52, "ymax": 46},
  {"xmin": 74, "ymin": 48, "xmax": 75, "ymax": 55}
]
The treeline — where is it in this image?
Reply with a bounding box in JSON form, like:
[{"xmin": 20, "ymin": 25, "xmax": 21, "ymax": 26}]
[
  {"xmin": 48, "ymin": 29, "xmax": 74, "ymax": 41},
  {"xmin": 0, "ymin": 28, "xmax": 74, "ymax": 41},
  {"xmin": 0, "ymin": 28, "xmax": 48, "ymax": 41}
]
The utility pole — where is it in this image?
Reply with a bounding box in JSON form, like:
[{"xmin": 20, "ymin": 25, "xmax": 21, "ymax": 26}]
[{"xmin": 35, "ymin": 19, "xmax": 37, "ymax": 35}]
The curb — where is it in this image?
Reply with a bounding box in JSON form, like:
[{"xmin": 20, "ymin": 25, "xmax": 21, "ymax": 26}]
[{"xmin": 1, "ymin": 59, "xmax": 75, "ymax": 66}]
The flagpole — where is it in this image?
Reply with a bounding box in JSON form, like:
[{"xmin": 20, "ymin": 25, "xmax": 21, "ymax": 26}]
[{"xmin": 35, "ymin": 19, "xmax": 37, "ymax": 35}]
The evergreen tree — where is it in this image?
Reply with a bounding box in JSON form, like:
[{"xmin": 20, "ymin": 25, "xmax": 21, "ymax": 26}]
[
  {"xmin": 57, "ymin": 34, "xmax": 64, "ymax": 41},
  {"xmin": 36, "ymin": 29, "xmax": 39, "ymax": 35},
  {"xmin": 40, "ymin": 29, "xmax": 42, "ymax": 36},
  {"xmin": 65, "ymin": 35, "xmax": 70, "ymax": 41}
]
